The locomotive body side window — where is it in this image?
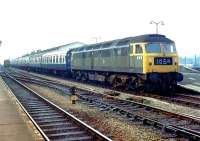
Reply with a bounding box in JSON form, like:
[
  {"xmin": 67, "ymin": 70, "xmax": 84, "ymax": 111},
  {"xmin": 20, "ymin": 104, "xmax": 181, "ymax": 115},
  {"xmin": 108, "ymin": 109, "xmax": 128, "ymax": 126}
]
[
  {"xmin": 114, "ymin": 48, "xmax": 122, "ymax": 56},
  {"xmin": 101, "ymin": 49, "xmax": 111, "ymax": 57},
  {"xmin": 121, "ymin": 47, "xmax": 128, "ymax": 56}
]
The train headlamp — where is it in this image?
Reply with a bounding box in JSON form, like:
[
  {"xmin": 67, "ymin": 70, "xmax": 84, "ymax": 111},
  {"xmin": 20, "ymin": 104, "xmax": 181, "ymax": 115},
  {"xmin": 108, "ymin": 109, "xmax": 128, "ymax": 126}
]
[
  {"xmin": 149, "ymin": 58, "xmax": 153, "ymax": 66},
  {"xmin": 174, "ymin": 58, "xmax": 177, "ymax": 65}
]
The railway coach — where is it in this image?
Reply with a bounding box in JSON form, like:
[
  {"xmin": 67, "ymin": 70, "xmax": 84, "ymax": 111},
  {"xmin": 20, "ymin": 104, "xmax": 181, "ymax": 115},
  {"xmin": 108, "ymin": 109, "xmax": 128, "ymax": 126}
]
[{"xmin": 10, "ymin": 42, "xmax": 85, "ymax": 73}]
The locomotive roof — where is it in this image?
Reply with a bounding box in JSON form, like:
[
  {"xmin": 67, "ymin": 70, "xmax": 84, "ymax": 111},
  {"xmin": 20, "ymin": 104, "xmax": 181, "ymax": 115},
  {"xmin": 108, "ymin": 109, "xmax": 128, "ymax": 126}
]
[
  {"xmin": 71, "ymin": 34, "xmax": 174, "ymax": 52},
  {"xmin": 92, "ymin": 34, "xmax": 174, "ymax": 46},
  {"xmin": 129, "ymin": 34, "xmax": 174, "ymax": 43}
]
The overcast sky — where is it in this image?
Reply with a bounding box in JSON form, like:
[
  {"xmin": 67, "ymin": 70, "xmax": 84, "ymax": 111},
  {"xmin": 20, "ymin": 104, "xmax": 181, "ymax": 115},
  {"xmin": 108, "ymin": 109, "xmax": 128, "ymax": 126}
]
[{"xmin": 0, "ymin": 0, "xmax": 199, "ymax": 63}]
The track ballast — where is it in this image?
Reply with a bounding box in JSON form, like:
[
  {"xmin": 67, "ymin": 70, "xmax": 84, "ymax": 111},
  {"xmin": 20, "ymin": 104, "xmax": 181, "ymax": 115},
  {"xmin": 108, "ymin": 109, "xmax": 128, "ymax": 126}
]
[{"xmin": 1, "ymin": 73, "xmax": 112, "ymax": 141}]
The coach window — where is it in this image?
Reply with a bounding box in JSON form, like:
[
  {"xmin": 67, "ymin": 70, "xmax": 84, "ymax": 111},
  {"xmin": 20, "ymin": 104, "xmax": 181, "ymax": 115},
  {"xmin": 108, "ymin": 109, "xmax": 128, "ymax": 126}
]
[
  {"xmin": 48, "ymin": 57, "xmax": 50, "ymax": 63},
  {"xmin": 135, "ymin": 44, "xmax": 143, "ymax": 54},
  {"xmin": 59, "ymin": 56, "xmax": 62, "ymax": 63},
  {"xmin": 56, "ymin": 56, "xmax": 58, "ymax": 63},
  {"xmin": 49, "ymin": 57, "xmax": 51, "ymax": 63},
  {"xmin": 62, "ymin": 56, "xmax": 64, "ymax": 63},
  {"xmin": 60, "ymin": 56, "xmax": 62, "ymax": 63},
  {"xmin": 53, "ymin": 56, "xmax": 55, "ymax": 63}
]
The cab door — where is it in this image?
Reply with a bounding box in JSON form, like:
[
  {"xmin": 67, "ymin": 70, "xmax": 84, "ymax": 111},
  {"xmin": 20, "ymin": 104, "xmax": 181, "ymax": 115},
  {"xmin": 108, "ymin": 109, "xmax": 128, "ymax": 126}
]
[{"xmin": 130, "ymin": 43, "xmax": 143, "ymax": 73}]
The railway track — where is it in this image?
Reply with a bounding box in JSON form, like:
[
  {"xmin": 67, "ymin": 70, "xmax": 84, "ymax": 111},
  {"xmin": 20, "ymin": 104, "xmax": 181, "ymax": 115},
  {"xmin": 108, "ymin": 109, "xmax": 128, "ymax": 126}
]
[
  {"xmin": 1, "ymin": 73, "xmax": 112, "ymax": 141},
  {"xmin": 8, "ymin": 68, "xmax": 200, "ymax": 110},
  {"xmin": 138, "ymin": 92, "xmax": 200, "ymax": 109},
  {"xmin": 4, "ymin": 70, "xmax": 200, "ymax": 140}
]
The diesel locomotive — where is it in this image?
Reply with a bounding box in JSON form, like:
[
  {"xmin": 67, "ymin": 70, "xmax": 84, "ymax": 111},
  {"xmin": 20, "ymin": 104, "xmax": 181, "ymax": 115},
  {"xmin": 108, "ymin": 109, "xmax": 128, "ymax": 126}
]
[{"xmin": 10, "ymin": 34, "xmax": 183, "ymax": 92}]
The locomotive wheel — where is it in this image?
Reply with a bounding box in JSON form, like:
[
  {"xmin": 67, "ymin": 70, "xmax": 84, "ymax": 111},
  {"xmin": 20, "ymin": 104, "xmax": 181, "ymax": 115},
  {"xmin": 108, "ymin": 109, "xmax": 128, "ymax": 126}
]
[
  {"xmin": 160, "ymin": 82, "xmax": 172, "ymax": 95},
  {"xmin": 125, "ymin": 78, "xmax": 132, "ymax": 90},
  {"xmin": 80, "ymin": 74, "xmax": 88, "ymax": 82},
  {"xmin": 112, "ymin": 77, "xmax": 121, "ymax": 89},
  {"xmin": 144, "ymin": 81, "xmax": 154, "ymax": 92},
  {"xmin": 75, "ymin": 72, "xmax": 81, "ymax": 81}
]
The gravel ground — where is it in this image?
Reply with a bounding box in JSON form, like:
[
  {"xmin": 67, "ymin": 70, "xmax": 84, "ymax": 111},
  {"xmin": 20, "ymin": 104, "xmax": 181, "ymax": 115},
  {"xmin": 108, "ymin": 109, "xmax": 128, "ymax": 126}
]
[
  {"xmin": 17, "ymin": 69, "xmax": 200, "ymax": 118},
  {"xmin": 31, "ymin": 72, "xmax": 200, "ymax": 118},
  {"xmin": 25, "ymin": 83, "xmax": 176, "ymax": 141}
]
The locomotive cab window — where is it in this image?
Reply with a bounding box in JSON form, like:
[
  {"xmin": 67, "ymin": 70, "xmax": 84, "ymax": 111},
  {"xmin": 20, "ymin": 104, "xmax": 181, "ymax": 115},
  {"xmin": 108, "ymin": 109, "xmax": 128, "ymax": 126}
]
[
  {"xmin": 162, "ymin": 43, "xmax": 176, "ymax": 54},
  {"xmin": 145, "ymin": 43, "xmax": 176, "ymax": 54},
  {"xmin": 145, "ymin": 43, "xmax": 161, "ymax": 53},
  {"xmin": 135, "ymin": 44, "xmax": 143, "ymax": 54}
]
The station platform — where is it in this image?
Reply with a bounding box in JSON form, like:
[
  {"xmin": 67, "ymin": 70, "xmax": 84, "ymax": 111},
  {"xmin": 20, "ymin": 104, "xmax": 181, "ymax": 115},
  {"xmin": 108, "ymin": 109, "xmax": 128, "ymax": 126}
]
[
  {"xmin": 179, "ymin": 65, "xmax": 200, "ymax": 92},
  {"xmin": 0, "ymin": 77, "xmax": 37, "ymax": 141}
]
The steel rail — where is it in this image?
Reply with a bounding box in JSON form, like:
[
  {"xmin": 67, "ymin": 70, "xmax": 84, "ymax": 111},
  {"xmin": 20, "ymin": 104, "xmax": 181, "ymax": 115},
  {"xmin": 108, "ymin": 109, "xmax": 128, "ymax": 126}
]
[
  {"xmin": 2, "ymin": 73, "xmax": 112, "ymax": 141},
  {"xmin": 8, "ymin": 73, "xmax": 200, "ymax": 140}
]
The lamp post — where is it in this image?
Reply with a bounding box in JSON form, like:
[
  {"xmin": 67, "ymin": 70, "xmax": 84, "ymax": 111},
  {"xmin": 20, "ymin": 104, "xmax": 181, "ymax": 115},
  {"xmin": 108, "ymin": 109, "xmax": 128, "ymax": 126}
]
[{"xmin": 150, "ymin": 21, "xmax": 164, "ymax": 34}]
